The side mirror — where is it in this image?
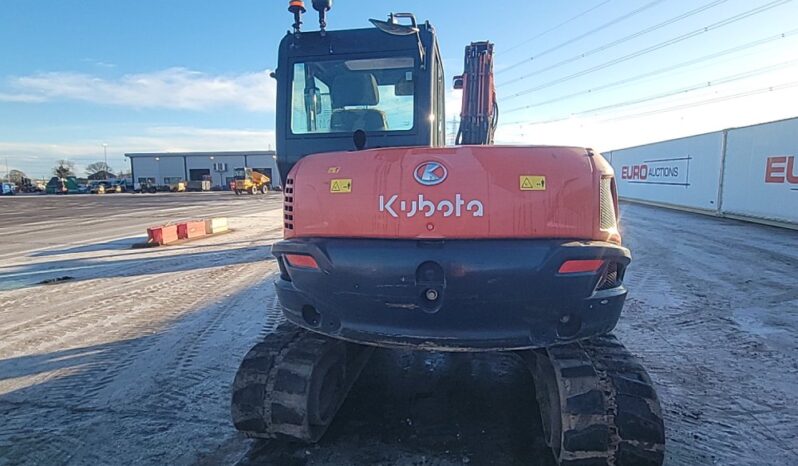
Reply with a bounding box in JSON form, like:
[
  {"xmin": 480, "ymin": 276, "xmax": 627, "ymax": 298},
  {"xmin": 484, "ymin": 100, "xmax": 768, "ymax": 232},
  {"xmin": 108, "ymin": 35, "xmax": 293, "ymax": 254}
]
[{"xmin": 453, "ymin": 75, "xmax": 464, "ymax": 90}]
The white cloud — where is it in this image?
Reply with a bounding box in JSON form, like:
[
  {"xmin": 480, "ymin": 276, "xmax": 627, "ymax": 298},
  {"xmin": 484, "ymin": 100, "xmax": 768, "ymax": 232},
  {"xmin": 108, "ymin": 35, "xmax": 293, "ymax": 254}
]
[
  {"xmin": 0, "ymin": 67, "xmax": 276, "ymax": 112},
  {"xmin": 0, "ymin": 93, "xmax": 46, "ymax": 103},
  {"xmin": 81, "ymin": 58, "xmax": 117, "ymax": 69}
]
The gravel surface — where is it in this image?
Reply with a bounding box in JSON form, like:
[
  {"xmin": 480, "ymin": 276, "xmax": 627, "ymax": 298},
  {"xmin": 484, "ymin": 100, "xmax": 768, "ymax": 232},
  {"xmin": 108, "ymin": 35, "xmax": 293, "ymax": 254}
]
[{"xmin": 0, "ymin": 195, "xmax": 795, "ymax": 465}]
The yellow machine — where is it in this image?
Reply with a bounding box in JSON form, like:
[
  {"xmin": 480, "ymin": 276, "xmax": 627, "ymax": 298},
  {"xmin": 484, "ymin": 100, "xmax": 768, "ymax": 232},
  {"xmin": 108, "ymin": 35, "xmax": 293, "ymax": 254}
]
[
  {"xmin": 234, "ymin": 167, "xmax": 271, "ymax": 195},
  {"xmin": 169, "ymin": 181, "xmax": 186, "ymax": 192}
]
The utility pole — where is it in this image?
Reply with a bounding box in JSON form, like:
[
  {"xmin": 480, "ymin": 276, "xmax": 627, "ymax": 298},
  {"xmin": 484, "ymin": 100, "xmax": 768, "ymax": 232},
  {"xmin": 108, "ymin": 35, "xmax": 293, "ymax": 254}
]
[
  {"xmin": 102, "ymin": 143, "xmax": 108, "ymax": 180},
  {"xmin": 449, "ymin": 115, "xmax": 459, "ymax": 146},
  {"xmin": 155, "ymin": 157, "xmax": 161, "ymax": 189}
]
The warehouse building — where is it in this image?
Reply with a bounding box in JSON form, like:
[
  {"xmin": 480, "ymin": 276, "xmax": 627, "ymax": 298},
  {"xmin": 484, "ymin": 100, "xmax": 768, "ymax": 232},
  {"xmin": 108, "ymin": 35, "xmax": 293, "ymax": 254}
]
[{"xmin": 125, "ymin": 150, "xmax": 281, "ymax": 189}]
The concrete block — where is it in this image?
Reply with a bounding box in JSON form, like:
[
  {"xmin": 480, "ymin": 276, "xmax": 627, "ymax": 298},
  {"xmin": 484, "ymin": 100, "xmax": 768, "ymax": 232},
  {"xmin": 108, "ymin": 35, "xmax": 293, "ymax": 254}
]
[{"xmin": 205, "ymin": 217, "xmax": 229, "ymax": 234}]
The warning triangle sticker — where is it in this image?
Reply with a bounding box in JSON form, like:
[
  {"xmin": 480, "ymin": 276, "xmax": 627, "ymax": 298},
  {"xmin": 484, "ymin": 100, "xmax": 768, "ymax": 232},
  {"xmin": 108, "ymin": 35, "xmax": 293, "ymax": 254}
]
[
  {"xmin": 331, "ymin": 181, "xmax": 340, "ymax": 192},
  {"xmin": 521, "ymin": 178, "xmax": 534, "ymax": 189}
]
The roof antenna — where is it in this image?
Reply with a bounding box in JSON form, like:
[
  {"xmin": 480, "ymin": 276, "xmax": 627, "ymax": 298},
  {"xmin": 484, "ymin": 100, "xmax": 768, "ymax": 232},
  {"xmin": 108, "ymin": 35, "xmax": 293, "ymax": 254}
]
[
  {"xmin": 288, "ymin": 1, "xmax": 306, "ymax": 36},
  {"xmin": 312, "ymin": 0, "xmax": 332, "ymax": 36}
]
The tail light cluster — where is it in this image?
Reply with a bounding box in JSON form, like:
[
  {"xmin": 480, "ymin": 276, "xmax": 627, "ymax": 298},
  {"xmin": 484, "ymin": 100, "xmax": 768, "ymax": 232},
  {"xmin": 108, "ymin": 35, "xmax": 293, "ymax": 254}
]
[
  {"xmin": 558, "ymin": 259, "xmax": 625, "ymax": 291},
  {"xmin": 284, "ymin": 177, "xmax": 295, "ymax": 230}
]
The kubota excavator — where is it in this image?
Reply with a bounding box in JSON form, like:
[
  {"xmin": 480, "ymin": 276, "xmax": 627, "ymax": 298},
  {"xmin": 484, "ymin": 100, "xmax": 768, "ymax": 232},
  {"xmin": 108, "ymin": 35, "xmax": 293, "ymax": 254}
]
[{"xmin": 231, "ymin": 3, "xmax": 665, "ymax": 464}]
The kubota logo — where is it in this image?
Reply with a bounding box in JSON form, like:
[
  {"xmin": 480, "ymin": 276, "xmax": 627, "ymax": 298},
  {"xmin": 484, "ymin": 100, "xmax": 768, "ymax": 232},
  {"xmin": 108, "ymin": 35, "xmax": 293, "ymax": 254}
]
[
  {"xmin": 414, "ymin": 161, "xmax": 447, "ymax": 186},
  {"xmin": 379, "ymin": 194, "xmax": 484, "ymax": 218}
]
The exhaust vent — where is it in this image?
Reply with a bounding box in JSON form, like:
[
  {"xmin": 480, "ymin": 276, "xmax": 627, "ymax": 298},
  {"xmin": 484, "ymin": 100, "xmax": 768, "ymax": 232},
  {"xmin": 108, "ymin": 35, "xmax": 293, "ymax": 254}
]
[
  {"xmin": 596, "ymin": 261, "xmax": 624, "ymax": 290},
  {"xmin": 599, "ymin": 176, "xmax": 618, "ymax": 231},
  {"xmin": 284, "ymin": 177, "xmax": 295, "ymax": 230}
]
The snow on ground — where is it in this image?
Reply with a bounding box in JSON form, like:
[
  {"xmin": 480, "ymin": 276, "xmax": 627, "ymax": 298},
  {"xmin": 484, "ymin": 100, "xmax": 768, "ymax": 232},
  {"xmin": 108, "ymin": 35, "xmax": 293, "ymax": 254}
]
[{"xmin": 0, "ymin": 194, "xmax": 795, "ymax": 465}]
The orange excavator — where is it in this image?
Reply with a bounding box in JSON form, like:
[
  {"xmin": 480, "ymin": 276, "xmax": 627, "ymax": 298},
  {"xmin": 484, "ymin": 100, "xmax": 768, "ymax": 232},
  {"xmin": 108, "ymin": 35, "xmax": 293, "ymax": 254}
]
[{"xmin": 231, "ymin": 3, "xmax": 665, "ymax": 464}]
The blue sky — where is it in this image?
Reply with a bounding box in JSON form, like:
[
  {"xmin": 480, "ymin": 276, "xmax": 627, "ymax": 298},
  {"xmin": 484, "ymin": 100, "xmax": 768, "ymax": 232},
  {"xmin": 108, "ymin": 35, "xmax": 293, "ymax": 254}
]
[{"xmin": 1, "ymin": 0, "xmax": 797, "ymax": 178}]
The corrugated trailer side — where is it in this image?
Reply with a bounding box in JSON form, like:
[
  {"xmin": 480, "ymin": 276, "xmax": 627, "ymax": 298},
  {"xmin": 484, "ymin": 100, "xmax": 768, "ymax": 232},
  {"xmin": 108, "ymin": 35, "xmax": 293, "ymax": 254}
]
[
  {"xmin": 607, "ymin": 132, "xmax": 725, "ymax": 213},
  {"xmin": 721, "ymin": 117, "xmax": 798, "ymax": 226}
]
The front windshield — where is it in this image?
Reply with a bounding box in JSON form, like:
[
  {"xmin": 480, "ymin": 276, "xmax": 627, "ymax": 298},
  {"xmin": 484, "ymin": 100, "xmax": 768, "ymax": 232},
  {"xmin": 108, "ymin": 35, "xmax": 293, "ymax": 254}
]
[{"xmin": 291, "ymin": 56, "xmax": 415, "ymax": 134}]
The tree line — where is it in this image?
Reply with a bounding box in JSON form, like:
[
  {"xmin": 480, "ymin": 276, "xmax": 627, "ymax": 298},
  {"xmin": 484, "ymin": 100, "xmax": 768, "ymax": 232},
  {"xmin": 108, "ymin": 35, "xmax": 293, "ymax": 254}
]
[{"xmin": 2, "ymin": 161, "xmax": 131, "ymax": 184}]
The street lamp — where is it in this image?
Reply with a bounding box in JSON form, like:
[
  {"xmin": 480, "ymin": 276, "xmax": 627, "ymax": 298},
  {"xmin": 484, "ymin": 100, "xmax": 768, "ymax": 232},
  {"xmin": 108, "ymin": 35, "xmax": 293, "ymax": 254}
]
[
  {"xmin": 155, "ymin": 157, "xmax": 160, "ymax": 189},
  {"xmin": 209, "ymin": 156, "xmax": 217, "ymax": 188},
  {"xmin": 102, "ymin": 143, "xmax": 108, "ymax": 180}
]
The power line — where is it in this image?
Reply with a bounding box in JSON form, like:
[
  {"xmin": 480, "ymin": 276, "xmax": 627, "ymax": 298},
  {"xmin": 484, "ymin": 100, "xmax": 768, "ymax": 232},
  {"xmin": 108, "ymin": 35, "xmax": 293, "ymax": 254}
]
[
  {"xmin": 602, "ymin": 80, "xmax": 798, "ymax": 122},
  {"xmin": 502, "ymin": 60, "xmax": 798, "ymax": 126},
  {"xmin": 579, "ymin": 59, "xmax": 798, "ymax": 114},
  {"xmin": 500, "ymin": 0, "xmax": 613, "ymax": 56},
  {"xmin": 496, "ymin": 0, "xmax": 666, "ymax": 75},
  {"xmin": 502, "ymin": 0, "xmax": 793, "ymax": 102},
  {"xmin": 499, "ymin": 0, "xmax": 729, "ymax": 88},
  {"xmin": 503, "ymin": 27, "xmax": 798, "ymax": 114}
]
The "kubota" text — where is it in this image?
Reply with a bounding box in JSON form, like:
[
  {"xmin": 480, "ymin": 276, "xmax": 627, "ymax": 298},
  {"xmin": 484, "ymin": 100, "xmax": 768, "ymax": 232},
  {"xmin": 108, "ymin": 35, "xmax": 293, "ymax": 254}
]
[{"xmin": 379, "ymin": 194, "xmax": 484, "ymax": 218}]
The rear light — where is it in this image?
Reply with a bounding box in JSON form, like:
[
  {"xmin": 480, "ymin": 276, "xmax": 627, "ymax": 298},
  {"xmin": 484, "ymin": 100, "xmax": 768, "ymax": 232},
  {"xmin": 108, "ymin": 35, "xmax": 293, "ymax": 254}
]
[
  {"xmin": 558, "ymin": 259, "xmax": 604, "ymax": 274},
  {"xmin": 284, "ymin": 254, "xmax": 319, "ymax": 269}
]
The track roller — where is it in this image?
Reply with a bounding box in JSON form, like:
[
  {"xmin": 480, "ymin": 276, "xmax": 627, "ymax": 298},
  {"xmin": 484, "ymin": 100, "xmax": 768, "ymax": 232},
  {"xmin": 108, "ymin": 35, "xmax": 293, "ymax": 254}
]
[
  {"xmin": 231, "ymin": 323, "xmax": 374, "ymax": 442},
  {"xmin": 525, "ymin": 334, "xmax": 665, "ymax": 466}
]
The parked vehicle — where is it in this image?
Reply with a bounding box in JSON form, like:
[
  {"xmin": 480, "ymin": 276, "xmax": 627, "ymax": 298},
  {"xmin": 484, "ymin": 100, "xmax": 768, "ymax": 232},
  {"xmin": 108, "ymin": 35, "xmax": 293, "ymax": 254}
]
[
  {"xmin": 136, "ymin": 181, "xmax": 158, "ymax": 193},
  {"xmin": 168, "ymin": 180, "xmax": 187, "ymax": 192},
  {"xmin": 46, "ymin": 177, "xmax": 81, "ymax": 194},
  {"xmin": 187, "ymin": 180, "xmax": 211, "ymax": 192},
  {"xmin": 233, "ymin": 167, "xmax": 271, "ymax": 195}
]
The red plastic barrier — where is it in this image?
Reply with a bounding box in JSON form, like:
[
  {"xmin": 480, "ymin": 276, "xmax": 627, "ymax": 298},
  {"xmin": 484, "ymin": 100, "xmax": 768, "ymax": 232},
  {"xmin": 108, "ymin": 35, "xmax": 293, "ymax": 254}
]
[
  {"xmin": 177, "ymin": 220, "xmax": 207, "ymax": 240},
  {"xmin": 147, "ymin": 225, "xmax": 179, "ymax": 245}
]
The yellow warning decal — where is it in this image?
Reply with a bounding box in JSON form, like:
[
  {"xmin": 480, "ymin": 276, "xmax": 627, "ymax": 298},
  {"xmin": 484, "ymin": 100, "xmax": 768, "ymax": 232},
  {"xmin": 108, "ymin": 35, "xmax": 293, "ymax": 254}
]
[
  {"xmin": 520, "ymin": 175, "xmax": 546, "ymax": 191},
  {"xmin": 330, "ymin": 179, "xmax": 352, "ymax": 193}
]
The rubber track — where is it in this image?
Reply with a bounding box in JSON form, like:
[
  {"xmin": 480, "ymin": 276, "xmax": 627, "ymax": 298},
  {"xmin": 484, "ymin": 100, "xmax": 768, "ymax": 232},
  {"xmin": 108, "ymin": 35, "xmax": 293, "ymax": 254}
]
[
  {"xmin": 231, "ymin": 323, "xmax": 373, "ymax": 442},
  {"xmin": 536, "ymin": 334, "xmax": 665, "ymax": 466}
]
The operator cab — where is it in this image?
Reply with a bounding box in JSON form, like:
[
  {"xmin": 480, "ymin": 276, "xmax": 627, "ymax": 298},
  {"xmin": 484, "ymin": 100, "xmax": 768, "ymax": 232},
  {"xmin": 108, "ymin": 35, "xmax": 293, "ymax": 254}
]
[
  {"xmin": 274, "ymin": 3, "xmax": 446, "ymax": 177},
  {"xmin": 233, "ymin": 167, "xmax": 252, "ymax": 180}
]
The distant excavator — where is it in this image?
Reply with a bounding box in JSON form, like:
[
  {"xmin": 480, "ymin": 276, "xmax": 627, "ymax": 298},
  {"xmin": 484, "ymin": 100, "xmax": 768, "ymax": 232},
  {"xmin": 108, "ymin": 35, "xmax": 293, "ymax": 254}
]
[
  {"xmin": 233, "ymin": 167, "xmax": 271, "ymax": 195},
  {"xmin": 231, "ymin": 3, "xmax": 666, "ymax": 465}
]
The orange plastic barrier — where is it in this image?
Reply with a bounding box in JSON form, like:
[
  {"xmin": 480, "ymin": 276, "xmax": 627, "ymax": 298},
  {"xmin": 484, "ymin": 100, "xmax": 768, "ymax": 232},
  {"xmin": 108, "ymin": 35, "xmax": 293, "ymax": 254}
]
[
  {"xmin": 177, "ymin": 220, "xmax": 207, "ymax": 240},
  {"xmin": 147, "ymin": 225, "xmax": 179, "ymax": 245}
]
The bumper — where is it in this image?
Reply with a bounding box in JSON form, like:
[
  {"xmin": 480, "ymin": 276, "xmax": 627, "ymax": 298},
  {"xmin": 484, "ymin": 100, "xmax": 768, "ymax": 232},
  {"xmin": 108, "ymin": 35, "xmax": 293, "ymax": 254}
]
[{"xmin": 272, "ymin": 238, "xmax": 630, "ymax": 351}]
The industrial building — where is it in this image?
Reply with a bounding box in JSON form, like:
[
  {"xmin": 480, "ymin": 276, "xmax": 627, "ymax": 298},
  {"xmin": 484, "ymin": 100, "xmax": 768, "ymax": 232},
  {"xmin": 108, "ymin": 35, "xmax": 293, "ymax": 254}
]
[{"xmin": 125, "ymin": 150, "xmax": 281, "ymax": 189}]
